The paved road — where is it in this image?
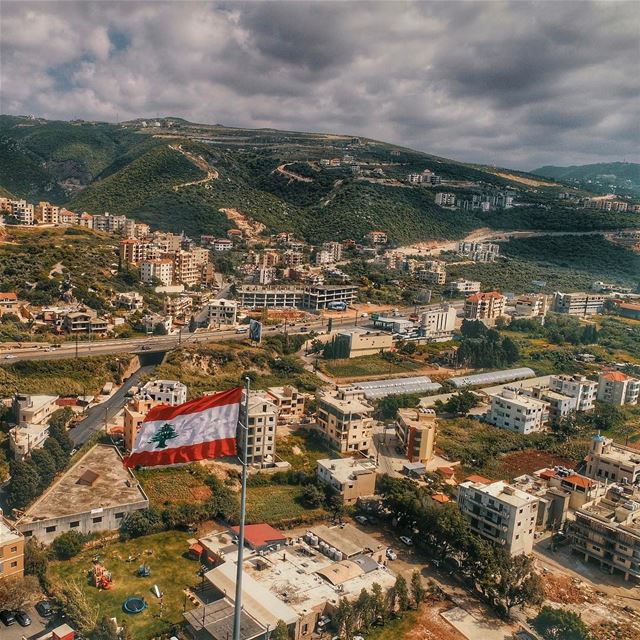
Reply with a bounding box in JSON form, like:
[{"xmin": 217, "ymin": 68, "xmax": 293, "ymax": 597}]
[{"xmin": 70, "ymin": 364, "xmax": 156, "ymax": 446}]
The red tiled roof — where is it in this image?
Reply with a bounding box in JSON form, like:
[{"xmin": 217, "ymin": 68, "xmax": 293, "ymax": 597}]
[
  {"xmin": 539, "ymin": 469, "xmax": 557, "ymax": 480},
  {"xmin": 601, "ymin": 371, "xmax": 632, "ymax": 382},
  {"xmin": 431, "ymin": 492, "xmax": 450, "ymax": 503},
  {"xmin": 56, "ymin": 398, "xmax": 79, "ymax": 406},
  {"xmin": 0, "ymin": 292, "xmax": 17, "ymax": 300},
  {"xmin": 189, "ymin": 542, "xmax": 203, "ymax": 555},
  {"xmin": 466, "ymin": 291, "xmax": 504, "ymax": 302},
  {"xmin": 437, "ymin": 466, "xmax": 456, "ymax": 478},
  {"xmin": 562, "ymin": 475, "xmax": 594, "ymax": 490},
  {"xmin": 230, "ymin": 523, "xmax": 287, "ymax": 549},
  {"xmin": 464, "ymin": 474, "xmax": 492, "ymax": 484}
]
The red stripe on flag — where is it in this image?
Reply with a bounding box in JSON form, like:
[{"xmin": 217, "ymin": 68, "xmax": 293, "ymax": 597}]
[
  {"xmin": 144, "ymin": 386, "xmax": 243, "ymax": 422},
  {"xmin": 124, "ymin": 437, "xmax": 237, "ymax": 468}
]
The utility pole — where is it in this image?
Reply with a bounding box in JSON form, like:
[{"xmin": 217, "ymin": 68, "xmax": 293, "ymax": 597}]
[
  {"xmin": 232, "ymin": 377, "xmax": 251, "ymax": 640},
  {"xmin": 75, "ymin": 331, "xmax": 79, "ymax": 359}
]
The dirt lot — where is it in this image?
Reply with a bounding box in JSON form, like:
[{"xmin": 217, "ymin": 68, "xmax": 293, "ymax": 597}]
[
  {"xmin": 498, "ymin": 449, "xmax": 576, "ymax": 477},
  {"xmin": 405, "ymin": 599, "xmax": 468, "ymax": 640}
]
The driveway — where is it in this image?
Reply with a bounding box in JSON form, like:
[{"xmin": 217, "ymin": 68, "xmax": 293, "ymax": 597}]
[{"xmin": 0, "ymin": 606, "xmax": 61, "ymax": 640}]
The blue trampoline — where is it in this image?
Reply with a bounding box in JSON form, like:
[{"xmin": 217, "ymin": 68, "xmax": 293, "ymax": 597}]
[{"xmin": 123, "ymin": 596, "xmax": 147, "ymax": 614}]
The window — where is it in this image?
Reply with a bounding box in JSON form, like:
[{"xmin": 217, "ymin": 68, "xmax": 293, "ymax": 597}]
[
  {"xmin": 10, "ymin": 546, "xmax": 17, "ymax": 553},
  {"xmin": 115, "ymin": 512, "xmax": 125, "ymax": 520},
  {"xmin": 23, "ymin": 531, "xmax": 32, "ymax": 537},
  {"xmin": 70, "ymin": 521, "xmax": 80, "ymax": 528},
  {"xmin": 92, "ymin": 517, "xmax": 103, "ymax": 524},
  {"xmin": 45, "ymin": 526, "xmax": 57, "ymax": 533},
  {"xmin": 10, "ymin": 561, "xmax": 17, "ymax": 568}
]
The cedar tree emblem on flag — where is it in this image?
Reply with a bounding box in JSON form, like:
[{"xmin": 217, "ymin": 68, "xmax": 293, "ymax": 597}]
[{"xmin": 149, "ymin": 423, "xmax": 178, "ymax": 449}]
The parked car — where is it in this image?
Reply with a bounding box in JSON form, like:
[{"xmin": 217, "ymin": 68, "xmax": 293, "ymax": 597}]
[
  {"xmin": 36, "ymin": 601, "xmax": 53, "ymax": 617},
  {"xmin": 0, "ymin": 610, "xmax": 16, "ymax": 626},
  {"xmin": 4, "ymin": 354, "xmax": 16, "ymax": 359},
  {"xmin": 386, "ymin": 548, "xmax": 397, "ymax": 560},
  {"xmin": 354, "ymin": 515, "xmax": 368, "ymax": 525},
  {"xmin": 399, "ymin": 535, "xmax": 413, "ymax": 546},
  {"xmin": 15, "ymin": 611, "xmax": 32, "ymax": 627},
  {"xmin": 140, "ymin": 345, "xmax": 152, "ymax": 350},
  {"xmin": 235, "ymin": 327, "xmax": 248, "ymax": 333}
]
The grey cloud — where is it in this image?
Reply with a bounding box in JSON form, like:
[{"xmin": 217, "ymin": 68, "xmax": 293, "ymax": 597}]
[{"xmin": 0, "ymin": 0, "xmax": 638, "ymax": 169}]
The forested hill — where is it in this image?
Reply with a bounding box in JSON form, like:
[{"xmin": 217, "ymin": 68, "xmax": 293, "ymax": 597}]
[
  {"xmin": 532, "ymin": 162, "xmax": 640, "ymax": 199},
  {"xmin": 0, "ymin": 115, "xmax": 637, "ymax": 244}
]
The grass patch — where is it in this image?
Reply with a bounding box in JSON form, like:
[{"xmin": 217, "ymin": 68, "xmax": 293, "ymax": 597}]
[
  {"xmin": 48, "ymin": 531, "xmax": 199, "ymax": 639},
  {"xmin": 322, "ymin": 354, "xmax": 423, "ymax": 379},
  {"xmin": 246, "ymin": 484, "xmax": 326, "ymax": 526},
  {"xmin": 137, "ymin": 466, "xmax": 212, "ymax": 507},
  {"xmin": 365, "ymin": 609, "xmax": 420, "ymax": 639},
  {"xmin": 277, "ymin": 430, "xmax": 337, "ymax": 471}
]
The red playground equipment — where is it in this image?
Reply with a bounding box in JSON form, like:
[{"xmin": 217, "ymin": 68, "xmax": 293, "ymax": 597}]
[{"xmin": 89, "ymin": 560, "xmax": 113, "ymax": 590}]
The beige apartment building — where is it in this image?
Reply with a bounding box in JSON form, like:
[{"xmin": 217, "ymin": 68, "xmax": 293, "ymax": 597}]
[
  {"xmin": 464, "ymin": 291, "xmax": 506, "ymax": 322},
  {"xmin": 35, "ymin": 201, "xmax": 60, "ymax": 224},
  {"xmin": 420, "ymin": 304, "xmax": 457, "ymax": 340},
  {"xmin": 317, "ymin": 388, "xmax": 373, "ymax": 455},
  {"xmin": 585, "ymin": 434, "xmax": 640, "ymax": 484},
  {"xmin": 124, "ymin": 397, "xmax": 163, "ymax": 451},
  {"xmin": 553, "ymin": 292, "xmax": 605, "ymax": 316},
  {"xmin": 335, "ymin": 330, "xmax": 393, "ymax": 358},
  {"xmin": 458, "ymin": 479, "xmax": 539, "ymax": 555},
  {"xmin": 266, "ymin": 385, "xmax": 305, "ymax": 424},
  {"xmin": 514, "ymin": 294, "xmax": 548, "ymax": 318},
  {"xmin": 316, "ymin": 458, "xmax": 377, "ymax": 504},
  {"xmin": 13, "ymin": 394, "xmax": 59, "ymax": 426},
  {"xmin": 141, "ymin": 258, "xmax": 174, "ymax": 286},
  {"xmin": 395, "ymin": 407, "xmax": 437, "ymax": 463},
  {"xmin": 241, "ymin": 392, "xmax": 279, "ymax": 466},
  {"xmin": 0, "ymin": 511, "xmax": 24, "ymax": 580},
  {"xmin": 0, "ymin": 292, "xmax": 19, "ymax": 316}
]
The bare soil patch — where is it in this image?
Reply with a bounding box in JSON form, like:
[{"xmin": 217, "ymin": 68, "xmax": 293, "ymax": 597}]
[{"xmin": 499, "ymin": 449, "xmax": 576, "ymax": 477}]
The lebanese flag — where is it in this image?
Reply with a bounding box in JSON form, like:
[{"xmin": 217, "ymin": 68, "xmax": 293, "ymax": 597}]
[{"xmin": 124, "ymin": 387, "xmax": 242, "ymax": 468}]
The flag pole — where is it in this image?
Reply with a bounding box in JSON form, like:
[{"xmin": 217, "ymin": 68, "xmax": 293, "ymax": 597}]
[{"xmin": 233, "ymin": 376, "xmax": 250, "ymax": 640}]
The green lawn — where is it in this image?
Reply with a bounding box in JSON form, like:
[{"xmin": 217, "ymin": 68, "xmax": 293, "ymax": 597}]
[
  {"xmin": 322, "ymin": 354, "xmax": 423, "ymax": 379},
  {"xmin": 137, "ymin": 466, "xmax": 212, "ymax": 507},
  {"xmin": 246, "ymin": 484, "xmax": 326, "ymax": 526},
  {"xmin": 365, "ymin": 609, "xmax": 420, "ymax": 639},
  {"xmin": 48, "ymin": 531, "xmax": 199, "ymax": 639}
]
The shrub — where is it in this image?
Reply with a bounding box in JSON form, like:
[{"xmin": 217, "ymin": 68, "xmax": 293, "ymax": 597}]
[{"xmin": 51, "ymin": 531, "xmax": 85, "ymax": 560}]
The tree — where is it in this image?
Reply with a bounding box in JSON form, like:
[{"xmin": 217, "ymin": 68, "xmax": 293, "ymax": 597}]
[
  {"xmin": 30, "ymin": 448, "xmax": 57, "ymax": 489},
  {"xmin": 204, "ymin": 475, "xmax": 239, "ymax": 521},
  {"xmin": 91, "ymin": 616, "xmax": 119, "ymax": 640},
  {"xmin": 44, "ymin": 436, "xmax": 69, "ymax": 471},
  {"xmin": 188, "ymin": 315, "xmax": 198, "ymax": 332},
  {"xmin": 49, "ymin": 414, "xmax": 74, "ymax": 455},
  {"xmin": 355, "ymin": 588, "xmax": 375, "ymax": 631},
  {"xmin": 441, "ymin": 390, "xmax": 479, "ymax": 416},
  {"xmin": 120, "ymin": 509, "xmax": 163, "ymax": 539},
  {"xmin": 153, "ymin": 322, "xmax": 168, "ymax": 336},
  {"xmin": 0, "ymin": 575, "xmax": 39, "ymax": 610},
  {"xmin": 24, "ymin": 537, "xmax": 49, "ymax": 584},
  {"xmin": 371, "ymin": 581, "xmax": 386, "ymax": 624},
  {"xmin": 8, "ymin": 458, "xmax": 41, "ymax": 509},
  {"xmin": 271, "ymin": 619, "xmax": 289, "ymax": 640},
  {"xmin": 53, "ymin": 579, "xmax": 99, "ymax": 635},
  {"xmin": 490, "ymin": 551, "xmax": 543, "ymax": 616},
  {"xmin": 532, "ymin": 606, "xmax": 591, "ymax": 640},
  {"xmin": 393, "ymin": 574, "xmax": 410, "ymax": 612},
  {"xmin": 301, "ymin": 484, "xmax": 325, "ymax": 508},
  {"xmin": 327, "ymin": 494, "xmax": 345, "ymax": 523},
  {"xmin": 51, "ymin": 531, "xmax": 85, "ymax": 560},
  {"xmin": 410, "ymin": 570, "xmax": 425, "ymax": 607},
  {"xmin": 334, "ymin": 598, "xmax": 355, "ymax": 638}
]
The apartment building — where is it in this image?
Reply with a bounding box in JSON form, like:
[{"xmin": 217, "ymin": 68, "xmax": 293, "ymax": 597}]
[
  {"xmin": 418, "ymin": 260, "xmax": 446, "ymax": 285},
  {"xmin": 139, "ymin": 379, "xmax": 187, "ymax": 405},
  {"xmin": 0, "ymin": 292, "xmax": 19, "ymax": 316},
  {"xmin": 152, "ymin": 232, "xmax": 184, "ymax": 253},
  {"xmin": 464, "ymin": 291, "xmax": 506, "ymax": 321},
  {"xmin": 283, "ymin": 250, "xmax": 304, "ymax": 267},
  {"xmin": 120, "ymin": 239, "xmax": 157, "ymax": 265},
  {"xmin": 553, "ymin": 292, "xmax": 605, "ymax": 316},
  {"xmin": 9, "ymin": 422, "xmax": 50, "ymax": 459},
  {"xmin": 11, "ymin": 200, "xmax": 35, "ymax": 225},
  {"xmin": 447, "ymin": 278, "xmax": 481, "ymax": 295},
  {"xmin": 485, "ymin": 387, "xmax": 549, "ymax": 434},
  {"xmin": 458, "ymin": 241, "xmax": 500, "ymax": 263},
  {"xmin": 322, "ymin": 241, "xmax": 343, "ymax": 262},
  {"xmin": 570, "ymin": 484, "xmax": 640, "ymax": 581},
  {"xmin": 523, "ymin": 387, "xmax": 579, "ymax": 425},
  {"xmin": 141, "ymin": 258, "xmax": 174, "ymax": 286},
  {"xmin": 237, "ymin": 284, "xmax": 357, "ymax": 310},
  {"xmin": 266, "ymin": 385, "xmax": 305, "ymax": 424},
  {"xmin": 435, "ymin": 192, "xmax": 456, "ymax": 207},
  {"xmin": 585, "ymin": 434, "xmax": 640, "ymax": 484},
  {"xmin": 257, "ymin": 266, "xmax": 277, "ymax": 284},
  {"xmin": 13, "ymin": 394, "xmax": 59, "ymax": 426},
  {"xmin": 314, "ymin": 249, "xmax": 335, "ymax": 266},
  {"xmin": 62, "ymin": 311, "xmax": 108, "ymax": 333},
  {"xmin": 240, "ymin": 392, "xmax": 279, "ymax": 466},
  {"xmin": 0, "ymin": 511, "xmax": 24, "ymax": 580},
  {"xmin": 316, "ymin": 458, "xmax": 377, "ymax": 505},
  {"xmin": 202, "ymin": 299, "xmax": 238, "ymax": 327},
  {"xmin": 420, "ymin": 304, "xmax": 457, "ymax": 341},
  {"xmin": 548, "ymin": 375, "xmax": 597, "ymax": 412},
  {"xmin": 366, "ymin": 230, "xmax": 388, "ymax": 245},
  {"xmin": 597, "ymin": 371, "xmax": 640, "ymax": 406},
  {"xmin": 395, "ymin": 407, "xmax": 437, "ymax": 464},
  {"xmin": 123, "ymin": 396, "xmax": 164, "ymax": 451},
  {"xmin": 115, "ymin": 291, "xmax": 144, "ymax": 311},
  {"xmin": 514, "ymin": 294, "xmax": 548, "ymax": 318},
  {"xmin": 92, "ymin": 213, "xmax": 127, "ymax": 232},
  {"xmin": 59, "ymin": 209, "xmax": 79, "ymax": 225},
  {"xmin": 333, "ymin": 330, "xmax": 393, "ymax": 358},
  {"xmin": 303, "ymin": 284, "xmax": 357, "ymax": 310},
  {"xmin": 458, "ymin": 479, "xmax": 539, "ymax": 555},
  {"xmin": 317, "ymin": 388, "xmax": 373, "ymax": 455},
  {"xmin": 163, "ymin": 295, "xmax": 192, "ymax": 318},
  {"xmin": 174, "ymin": 250, "xmax": 203, "ymax": 286},
  {"xmin": 35, "ymin": 201, "xmax": 60, "ymax": 224}
]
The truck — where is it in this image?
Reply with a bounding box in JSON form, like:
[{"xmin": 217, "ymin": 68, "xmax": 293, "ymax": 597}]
[{"xmin": 326, "ymin": 301, "xmax": 347, "ymax": 311}]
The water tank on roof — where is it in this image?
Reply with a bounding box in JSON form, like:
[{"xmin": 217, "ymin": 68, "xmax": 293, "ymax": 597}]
[
  {"xmin": 328, "ymin": 547, "xmax": 336, "ymax": 558},
  {"xmin": 334, "ymin": 550, "xmax": 343, "ymax": 561}
]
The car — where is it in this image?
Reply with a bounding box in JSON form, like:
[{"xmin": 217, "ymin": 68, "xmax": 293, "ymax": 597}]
[
  {"xmin": 0, "ymin": 610, "xmax": 16, "ymax": 626},
  {"xmin": 386, "ymin": 548, "xmax": 397, "ymax": 560},
  {"xmin": 35, "ymin": 601, "xmax": 53, "ymax": 617},
  {"xmin": 354, "ymin": 515, "xmax": 368, "ymax": 525},
  {"xmin": 4, "ymin": 354, "xmax": 17, "ymax": 359},
  {"xmin": 15, "ymin": 611, "xmax": 32, "ymax": 627},
  {"xmin": 140, "ymin": 345, "xmax": 152, "ymax": 350},
  {"xmin": 235, "ymin": 327, "xmax": 248, "ymax": 333},
  {"xmin": 399, "ymin": 535, "xmax": 413, "ymax": 546}
]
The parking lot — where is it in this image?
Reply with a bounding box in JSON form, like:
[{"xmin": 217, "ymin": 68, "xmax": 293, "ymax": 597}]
[{"xmin": 1, "ymin": 606, "xmax": 61, "ymax": 640}]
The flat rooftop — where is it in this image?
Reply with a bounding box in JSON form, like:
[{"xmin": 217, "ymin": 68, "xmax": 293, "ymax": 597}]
[
  {"xmin": 319, "ymin": 392, "xmax": 372, "ymax": 414},
  {"xmin": 461, "ymin": 480, "xmax": 538, "ymax": 509},
  {"xmin": 0, "ymin": 518, "xmax": 22, "ymax": 546},
  {"xmin": 309, "ymin": 523, "xmax": 383, "ymax": 558},
  {"xmin": 317, "ymin": 458, "xmax": 377, "ymax": 484},
  {"xmin": 184, "ymin": 598, "xmax": 264, "ymax": 640},
  {"xmin": 597, "ymin": 442, "xmax": 640, "ymax": 467},
  {"xmin": 18, "ymin": 444, "xmax": 148, "ymax": 524}
]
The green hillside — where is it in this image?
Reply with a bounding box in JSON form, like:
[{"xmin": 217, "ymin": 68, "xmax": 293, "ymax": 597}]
[{"xmin": 0, "ymin": 115, "xmax": 637, "ymax": 244}]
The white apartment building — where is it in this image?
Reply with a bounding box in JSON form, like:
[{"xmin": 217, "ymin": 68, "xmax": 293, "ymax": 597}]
[
  {"xmin": 257, "ymin": 266, "xmax": 277, "ymax": 284},
  {"xmin": 11, "ymin": 200, "xmax": 34, "ymax": 225},
  {"xmin": 418, "ymin": 260, "xmax": 446, "ymax": 285},
  {"xmin": 316, "ymin": 458, "xmax": 377, "ymax": 505},
  {"xmin": 458, "ymin": 241, "xmax": 500, "ymax": 263},
  {"xmin": 92, "ymin": 213, "xmax": 127, "ymax": 232},
  {"xmin": 240, "ymin": 392, "xmax": 279, "ymax": 466},
  {"xmin": 514, "ymin": 294, "xmax": 548, "ymax": 318},
  {"xmin": 420, "ymin": 304, "xmax": 457, "ymax": 340},
  {"xmin": 435, "ymin": 192, "xmax": 456, "ymax": 207},
  {"xmin": 597, "ymin": 371, "xmax": 640, "ymax": 406},
  {"xmin": 141, "ymin": 258, "xmax": 174, "ymax": 286},
  {"xmin": 13, "ymin": 394, "xmax": 59, "ymax": 426},
  {"xmin": 553, "ymin": 292, "xmax": 605, "ymax": 316},
  {"xmin": 9, "ymin": 423, "xmax": 50, "ymax": 459},
  {"xmin": 549, "ymin": 375, "xmax": 597, "ymax": 412},
  {"xmin": 321, "ymin": 241, "xmax": 342, "ymax": 262},
  {"xmin": 139, "ymin": 380, "xmax": 187, "ymax": 405},
  {"xmin": 203, "ymin": 298, "xmax": 238, "ymax": 326},
  {"xmin": 314, "ymin": 250, "xmax": 335, "ymax": 266},
  {"xmin": 464, "ymin": 291, "xmax": 506, "ymax": 321},
  {"xmin": 458, "ymin": 479, "xmax": 539, "ymax": 555},
  {"xmin": 485, "ymin": 387, "xmax": 549, "ymax": 434},
  {"xmin": 317, "ymin": 388, "xmax": 373, "ymax": 455},
  {"xmin": 585, "ymin": 434, "xmax": 640, "ymax": 485},
  {"xmin": 447, "ymin": 278, "xmax": 481, "ymax": 295}
]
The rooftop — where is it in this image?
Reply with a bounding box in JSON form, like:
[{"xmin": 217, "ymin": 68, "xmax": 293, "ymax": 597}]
[
  {"xmin": 18, "ymin": 444, "xmax": 148, "ymax": 524},
  {"xmin": 466, "ymin": 291, "xmax": 504, "ymax": 302},
  {"xmin": 448, "ymin": 367, "xmax": 536, "ymax": 389},
  {"xmin": 184, "ymin": 598, "xmax": 264, "ymax": 640},
  {"xmin": 317, "ymin": 458, "xmax": 377, "ymax": 484},
  {"xmin": 0, "ymin": 517, "xmax": 22, "ymax": 546},
  {"xmin": 309, "ymin": 523, "xmax": 383, "ymax": 559},
  {"xmin": 229, "ymin": 523, "xmax": 287, "ymax": 549},
  {"xmin": 599, "ymin": 371, "xmax": 636, "ymax": 383},
  {"xmin": 351, "ymin": 376, "xmax": 442, "ymax": 400},
  {"xmin": 461, "ymin": 479, "xmax": 539, "ymax": 509},
  {"xmin": 319, "ymin": 389, "xmax": 372, "ymax": 415}
]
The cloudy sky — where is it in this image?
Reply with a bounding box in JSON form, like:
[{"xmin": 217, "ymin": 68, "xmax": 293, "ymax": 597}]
[{"xmin": 1, "ymin": 1, "xmax": 639, "ymax": 169}]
